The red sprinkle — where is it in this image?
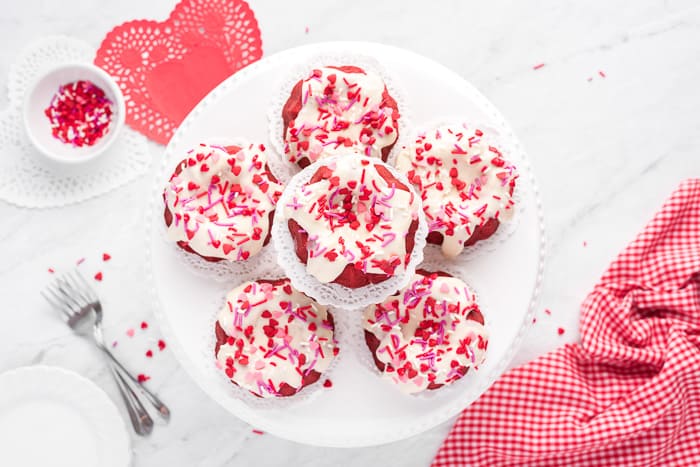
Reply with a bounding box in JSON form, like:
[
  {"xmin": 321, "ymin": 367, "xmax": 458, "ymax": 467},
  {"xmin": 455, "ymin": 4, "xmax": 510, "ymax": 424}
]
[
  {"xmin": 544, "ymin": 309, "xmax": 552, "ymax": 315},
  {"xmin": 145, "ymin": 350, "xmax": 153, "ymax": 358},
  {"xmin": 557, "ymin": 327, "xmax": 565, "ymax": 335},
  {"xmin": 137, "ymin": 374, "xmax": 150, "ymax": 383},
  {"xmin": 323, "ymin": 379, "xmax": 333, "ymax": 388},
  {"xmin": 157, "ymin": 339, "xmax": 166, "ymax": 351},
  {"xmin": 141, "ymin": 321, "xmax": 149, "ymax": 330},
  {"xmin": 533, "ymin": 63, "xmax": 545, "ymax": 70},
  {"xmin": 102, "ymin": 253, "xmax": 111, "ymax": 261},
  {"xmin": 94, "ymin": 272, "xmax": 103, "ymax": 282},
  {"xmin": 44, "ymin": 80, "xmax": 113, "ymax": 147}
]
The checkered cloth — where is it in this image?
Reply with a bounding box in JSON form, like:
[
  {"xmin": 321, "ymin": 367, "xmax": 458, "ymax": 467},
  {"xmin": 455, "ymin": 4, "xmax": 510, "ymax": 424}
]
[{"xmin": 433, "ymin": 179, "xmax": 700, "ymax": 467}]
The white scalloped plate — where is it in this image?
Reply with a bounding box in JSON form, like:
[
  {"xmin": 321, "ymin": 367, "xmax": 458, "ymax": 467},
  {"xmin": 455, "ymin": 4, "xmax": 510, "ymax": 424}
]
[
  {"xmin": 0, "ymin": 366, "xmax": 131, "ymax": 467},
  {"xmin": 148, "ymin": 42, "xmax": 545, "ymax": 447}
]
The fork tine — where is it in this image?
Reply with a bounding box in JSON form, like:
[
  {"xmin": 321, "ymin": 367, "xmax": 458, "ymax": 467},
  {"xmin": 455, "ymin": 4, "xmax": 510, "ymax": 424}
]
[
  {"xmin": 63, "ymin": 271, "xmax": 93, "ymax": 305},
  {"xmin": 41, "ymin": 289, "xmax": 73, "ymax": 320},
  {"xmin": 56, "ymin": 276, "xmax": 88, "ymax": 310},
  {"xmin": 72, "ymin": 270, "xmax": 98, "ymax": 302}
]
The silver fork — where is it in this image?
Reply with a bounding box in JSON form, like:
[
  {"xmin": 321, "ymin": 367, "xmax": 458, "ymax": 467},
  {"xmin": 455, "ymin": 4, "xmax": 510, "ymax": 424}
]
[{"xmin": 42, "ymin": 270, "xmax": 170, "ymax": 434}]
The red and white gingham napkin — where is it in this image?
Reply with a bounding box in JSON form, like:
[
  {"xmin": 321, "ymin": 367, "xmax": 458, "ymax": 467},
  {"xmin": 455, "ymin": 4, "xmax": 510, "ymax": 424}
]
[{"xmin": 433, "ymin": 179, "xmax": 700, "ymax": 467}]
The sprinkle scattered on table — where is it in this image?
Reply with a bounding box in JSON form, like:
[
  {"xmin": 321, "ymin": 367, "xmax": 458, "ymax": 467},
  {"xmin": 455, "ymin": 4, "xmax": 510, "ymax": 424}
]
[
  {"xmin": 544, "ymin": 308, "xmax": 552, "ymax": 315},
  {"xmin": 532, "ymin": 63, "xmax": 545, "ymax": 70},
  {"xmin": 137, "ymin": 373, "xmax": 150, "ymax": 383},
  {"xmin": 599, "ymin": 70, "xmax": 606, "ymax": 78},
  {"xmin": 126, "ymin": 328, "xmax": 135, "ymax": 338},
  {"xmin": 76, "ymin": 257, "xmax": 85, "ymax": 266},
  {"xmin": 112, "ymin": 340, "xmax": 118, "ymax": 348},
  {"xmin": 141, "ymin": 321, "xmax": 149, "ymax": 330},
  {"xmin": 94, "ymin": 271, "xmax": 103, "ymax": 281},
  {"xmin": 102, "ymin": 253, "xmax": 111, "ymax": 261},
  {"xmin": 158, "ymin": 339, "xmax": 167, "ymax": 351},
  {"xmin": 323, "ymin": 379, "xmax": 333, "ymax": 388},
  {"xmin": 583, "ymin": 240, "xmax": 588, "ymax": 247},
  {"xmin": 557, "ymin": 327, "xmax": 565, "ymax": 335},
  {"xmin": 304, "ymin": 26, "xmax": 309, "ymax": 34},
  {"xmin": 47, "ymin": 267, "xmax": 55, "ymax": 274},
  {"xmin": 252, "ymin": 429, "xmax": 264, "ymax": 435}
]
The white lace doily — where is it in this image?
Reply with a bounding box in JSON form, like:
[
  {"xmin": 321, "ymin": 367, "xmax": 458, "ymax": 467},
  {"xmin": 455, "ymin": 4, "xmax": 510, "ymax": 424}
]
[
  {"xmin": 0, "ymin": 36, "xmax": 150, "ymax": 208},
  {"xmin": 271, "ymin": 154, "xmax": 428, "ymax": 309}
]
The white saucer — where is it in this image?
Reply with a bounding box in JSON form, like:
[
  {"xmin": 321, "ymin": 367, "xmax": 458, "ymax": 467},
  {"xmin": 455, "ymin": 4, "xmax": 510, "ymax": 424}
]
[{"xmin": 0, "ymin": 366, "xmax": 131, "ymax": 467}]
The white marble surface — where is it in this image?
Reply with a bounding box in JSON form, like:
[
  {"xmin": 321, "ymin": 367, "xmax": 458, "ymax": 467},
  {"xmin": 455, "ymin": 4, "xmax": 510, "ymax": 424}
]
[{"xmin": 1, "ymin": 0, "xmax": 700, "ymax": 465}]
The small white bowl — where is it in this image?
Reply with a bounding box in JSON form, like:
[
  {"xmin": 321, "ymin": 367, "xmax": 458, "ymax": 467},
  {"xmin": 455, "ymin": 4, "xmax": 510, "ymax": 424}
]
[{"xmin": 23, "ymin": 63, "xmax": 125, "ymax": 165}]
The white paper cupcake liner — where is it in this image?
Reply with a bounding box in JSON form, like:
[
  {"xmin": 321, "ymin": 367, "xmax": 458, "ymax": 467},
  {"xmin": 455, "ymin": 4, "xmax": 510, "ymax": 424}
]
[
  {"xmin": 267, "ymin": 52, "xmax": 412, "ymax": 184},
  {"xmin": 390, "ymin": 119, "xmax": 526, "ymax": 264},
  {"xmin": 271, "ymin": 154, "xmax": 428, "ymax": 309},
  {"xmin": 202, "ymin": 275, "xmax": 344, "ymax": 410},
  {"xmin": 354, "ymin": 258, "xmax": 491, "ymax": 399}
]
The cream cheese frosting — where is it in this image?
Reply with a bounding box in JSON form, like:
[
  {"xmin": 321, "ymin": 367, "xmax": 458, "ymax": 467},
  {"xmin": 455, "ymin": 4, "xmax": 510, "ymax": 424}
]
[
  {"xmin": 284, "ymin": 66, "xmax": 399, "ymax": 165},
  {"xmin": 395, "ymin": 124, "xmax": 517, "ymax": 258},
  {"xmin": 216, "ymin": 279, "xmax": 337, "ymax": 398},
  {"xmin": 164, "ymin": 143, "xmax": 283, "ymax": 261},
  {"xmin": 363, "ymin": 271, "xmax": 488, "ymax": 394},
  {"xmin": 284, "ymin": 156, "xmax": 420, "ymax": 283}
]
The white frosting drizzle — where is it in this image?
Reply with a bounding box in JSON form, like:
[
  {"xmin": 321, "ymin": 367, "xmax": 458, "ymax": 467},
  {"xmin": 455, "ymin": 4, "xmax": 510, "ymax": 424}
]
[
  {"xmin": 363, "ymin": 271, "xmax": 488, "ymax": 394},
  {"xmin": 284, "ymin": 66, "xmax": 399, "ymax": 165},
  {"xmin": 216, "ymin": 279, "xmax": 337, "ymax": 398},
  {"xmin": 164, "ymin": 143, "xmax": 283, "ymax": 261},
  {"xmin": 284, "ymin": 156, "xmax": 419, "ymax": 283},
  {"xmin": 395, "ymin": 124, "xmax": 518, "ymax": 258}
]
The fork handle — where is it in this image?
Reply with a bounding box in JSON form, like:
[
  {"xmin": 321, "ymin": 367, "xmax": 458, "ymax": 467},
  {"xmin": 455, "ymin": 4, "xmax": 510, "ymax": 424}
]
[
  {"xmin": 101, "ymin": 347, "xmax": 171, "ymax": 421},
  {"xmin": 109, "ymin": 363, "xmax": 154, "ymax": 436}
]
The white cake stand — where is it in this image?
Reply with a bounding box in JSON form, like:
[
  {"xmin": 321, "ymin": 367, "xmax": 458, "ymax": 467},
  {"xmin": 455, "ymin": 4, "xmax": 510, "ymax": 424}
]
[{"xmin": 147, "ymin": 41, "xmax": 545, "ymax": 447}]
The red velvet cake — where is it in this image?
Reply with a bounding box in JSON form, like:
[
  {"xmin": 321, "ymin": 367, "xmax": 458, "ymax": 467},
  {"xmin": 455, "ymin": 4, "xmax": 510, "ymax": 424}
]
[
  {"xmin": 284, "ymin": 156, "xmax": 421, "ymax": 288},
  {"xmin": 215, "ymin": 278, "xmax": 338, "ymax": 398},
  {"xmin": 282, "ymin": 65, "xmax": 400, "ymax": 168},
  {"xmin": 363, "ymin": 269, "xmax": 488, "ymax": 394},
  {"xmin": 163, "ymin": 143, "xmax": 283, "ymax": 262},
  {"xmin": 395, "ymin": 124, "xmax": 518, "ymax": 258}
]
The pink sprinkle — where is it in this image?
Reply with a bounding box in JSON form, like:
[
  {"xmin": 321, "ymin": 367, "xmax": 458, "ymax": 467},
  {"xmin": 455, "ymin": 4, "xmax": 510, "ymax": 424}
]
[
  {"xmin": 533, "ymin": 63, "xmax": 545, "ymax": 70},
  {"xmin": 304, "ymin": 26, "xmax": 309, "ymax": 34},
  {"xmin": 48, "ymin": 268, "xmax": 55, "ymax": 274},
  {"xmin": 544, "ymin": 309, "xmax": 552, "ymax": 315},
  {"xmin": 587, "ymin": 77, "xmax": 593, "ymax": 82},
  {"xmin": 252, "ymin": 429, "xmax": 264, "ymax": 435},
  {"xmin": 583, "ymin": 241, "xmax": 588, "ymax": 247},
  {"xmin": 76, "ymin": 258, "xmax": 85, "ymax": 266},
  {"xmin": 112, "ymin": 340, "xmax": 118, "ymax": 348},
  {"xmin": 126, "ymin": 328, "xmax": 135, "ymax": 338},
  {"xmin": 532, "ymin": 317, "xmax": 537, "ymax": 324},
  {"xmin": 599, "ymin": 70, "xmax": 606, "ymax": 78}
]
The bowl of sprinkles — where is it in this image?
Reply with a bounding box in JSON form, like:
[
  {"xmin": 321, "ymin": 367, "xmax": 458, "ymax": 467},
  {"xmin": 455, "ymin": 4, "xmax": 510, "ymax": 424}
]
[{"xmin": 23, "ymin": 62, "xmax": 125, "ymax": 165}]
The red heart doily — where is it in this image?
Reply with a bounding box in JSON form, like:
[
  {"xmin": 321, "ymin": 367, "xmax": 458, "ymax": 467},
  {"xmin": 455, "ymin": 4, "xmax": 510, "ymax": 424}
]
[{"xmin": 95, "ymin": 0, "xmax": 262, "ymax": 145}]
